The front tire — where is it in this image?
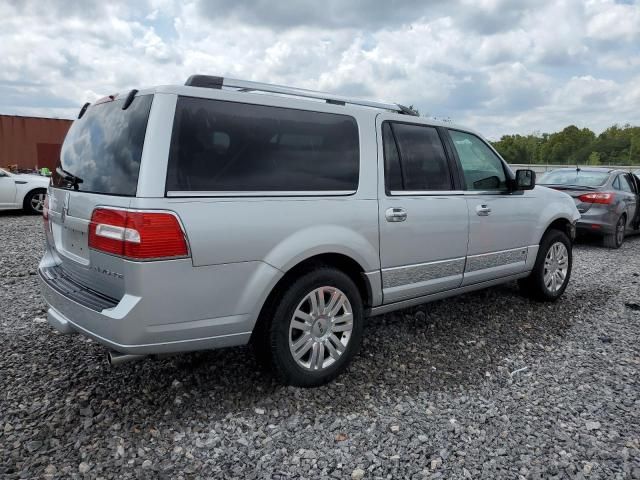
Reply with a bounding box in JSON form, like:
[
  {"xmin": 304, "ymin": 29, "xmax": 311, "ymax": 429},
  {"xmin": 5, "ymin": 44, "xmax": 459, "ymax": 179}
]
[
  {"xmin": 603, "ymin": 215, "xmax": 625, "ymax": 249},
  {"xmin": 519, "ymin": 229, "xmax": 572, "ymax": 302},
  {"xmin": 24, "ymin": 189, "xmax": 46, "ymax": 215},
  {"xmin": 266, "ymin": 268, "xmax": 364, "ymax": 387}
]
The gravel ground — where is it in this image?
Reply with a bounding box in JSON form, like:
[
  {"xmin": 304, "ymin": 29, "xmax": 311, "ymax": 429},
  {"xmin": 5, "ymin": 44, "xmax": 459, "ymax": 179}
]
[{"xmin": 1, "ymin": 212, "xmax": 639, "ymax": 480}]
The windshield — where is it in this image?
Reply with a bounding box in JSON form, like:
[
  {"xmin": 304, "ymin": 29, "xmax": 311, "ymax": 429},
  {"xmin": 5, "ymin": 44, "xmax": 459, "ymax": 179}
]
[
  {"xmin": 539, "ymin": 170, "xmax": 610, "ymax": 187},
  {"xmin": 52, "ymin": 95, "xmax": 153, "ymax": 196}
]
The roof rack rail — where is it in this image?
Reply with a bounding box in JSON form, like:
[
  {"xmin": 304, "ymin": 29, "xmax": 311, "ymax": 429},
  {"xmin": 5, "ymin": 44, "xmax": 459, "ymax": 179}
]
[{"xmin": 184, "ymin": 75, "xmax": 418, "ymax": 116}]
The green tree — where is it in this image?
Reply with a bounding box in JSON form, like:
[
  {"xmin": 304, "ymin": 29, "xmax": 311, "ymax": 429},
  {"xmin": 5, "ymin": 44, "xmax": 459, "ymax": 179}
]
[
  {"xmin": 587, "ymin": 151, "xmax": 601, "ymax": 165},
  {"xmin": 492, "ymin": 123, "xmax": 640, "ymax": 166}
]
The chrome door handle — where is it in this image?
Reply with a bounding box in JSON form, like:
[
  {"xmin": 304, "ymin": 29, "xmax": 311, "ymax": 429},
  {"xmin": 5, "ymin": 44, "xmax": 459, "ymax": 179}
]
[
  {"xmin": 385, "ymin": 207, "xmax": 407, "ymax": 222},
  {"xmin": 476, "ymin": 205, "xmax": 491, "ymax": 216}
]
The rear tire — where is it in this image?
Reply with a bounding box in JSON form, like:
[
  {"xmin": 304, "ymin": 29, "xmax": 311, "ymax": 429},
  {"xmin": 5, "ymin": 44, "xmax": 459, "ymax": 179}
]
[
  {"xmin": 23, "ymin": 189, "xmax": 46, "ymax": 215},
  {"xmin": 518, "ymin": 229, "xmax": 572, "ymax": 302},
  {"xmin": 603, "ymin": 215, "xmax": 625, "ymax": 249},
  {"xmin": 262, "ymin": 268, "xmax": 364, "ymax": 387}
]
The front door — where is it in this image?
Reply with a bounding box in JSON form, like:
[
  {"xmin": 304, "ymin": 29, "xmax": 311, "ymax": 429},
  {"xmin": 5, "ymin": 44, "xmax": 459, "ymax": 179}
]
[
  {"xmin": 445, "ymin": 129, "xmax": 539, "ymax": 286},
  {"xmin": 0, "ymin": 171, "xmax": 17, "ymax": 208},
  {"xmin": 377, "ymin": 117, "xmax": 469, "ymax": 304}
]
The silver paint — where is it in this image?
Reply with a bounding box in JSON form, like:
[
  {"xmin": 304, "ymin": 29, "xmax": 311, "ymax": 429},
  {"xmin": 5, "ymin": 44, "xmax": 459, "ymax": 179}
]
[
  {"xmin": 465, "ymin": 247, "xmax": 528, "ymax": 272},
  {"xmin": 382, "ymin": 257, "xmax": 465, "ymax": 288}
]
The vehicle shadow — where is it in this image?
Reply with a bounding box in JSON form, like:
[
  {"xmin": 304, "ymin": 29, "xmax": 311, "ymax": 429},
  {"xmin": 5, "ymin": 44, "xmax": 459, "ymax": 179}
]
[
  {"xmin": 36, "ymin": 277, "xmax": 614, "ymax": 423},
  {"xmin": 0, "ymin": 210, "xmax": 32, "ymax": 217}
]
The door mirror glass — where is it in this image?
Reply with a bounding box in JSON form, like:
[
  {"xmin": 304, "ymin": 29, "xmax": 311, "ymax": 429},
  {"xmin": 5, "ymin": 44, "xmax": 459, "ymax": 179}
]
[{"xmin": 515, "ymin": 169, "xmax": 536, "ymax": 190}]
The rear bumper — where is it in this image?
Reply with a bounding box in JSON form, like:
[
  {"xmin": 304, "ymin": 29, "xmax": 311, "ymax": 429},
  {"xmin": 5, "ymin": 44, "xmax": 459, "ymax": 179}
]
[
  {"xmin": 576, "ymin": 206, "xmax": 617, "ymax": 235},
  {"xmin": 576, "ymin": 215, "xmax": 616, "ymax": 234},
  {"xmin": 39, "ymin": 273, "xmax": 252, "ymax": 354},
  {"xmin": 38, "ymin": 251, "xmax": 282, "ymax": 355}
]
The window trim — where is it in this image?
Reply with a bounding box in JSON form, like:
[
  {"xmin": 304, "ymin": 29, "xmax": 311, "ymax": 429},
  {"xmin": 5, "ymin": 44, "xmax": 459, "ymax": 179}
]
[
  {"xmin": 381, "ymin": 120, "xmax": 458, "ymax": 196},
  {"xmin": 446, "ymin": 128, "xmax": 513, "ymax": 194},
  {"xmin": 165, "ymin": 95, "xmax": 361, "ymax": 197},
  {"xmin": 166, "ymin": 190, "xmax": 356, "ymax": 198}
]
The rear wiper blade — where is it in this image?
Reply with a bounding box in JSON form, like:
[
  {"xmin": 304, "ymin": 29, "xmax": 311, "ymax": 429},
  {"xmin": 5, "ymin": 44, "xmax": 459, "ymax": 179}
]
[{"xmin": 56, "ymin": 167, "xmax": 83, "ymax": 188}]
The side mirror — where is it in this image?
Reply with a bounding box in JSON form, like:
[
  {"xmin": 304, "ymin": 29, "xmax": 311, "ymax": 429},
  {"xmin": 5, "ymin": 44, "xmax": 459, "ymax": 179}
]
[{"xmin": 514, "ymin": 169, "xmax": 536, "ymax": 191}]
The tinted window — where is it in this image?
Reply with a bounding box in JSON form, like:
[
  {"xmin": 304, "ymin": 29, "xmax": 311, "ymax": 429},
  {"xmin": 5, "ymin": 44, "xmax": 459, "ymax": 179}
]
[
  {"xmin": 53, "ymin": 95, "xmax": 152, "ymax": 196},
  {"xmin": 539, "ymin": 170, "xmax": 610, "ymax": 187},
  {"xmin": 450, "ymin": 130, "xmax": 507, "ymax": 191},
  {"xmin": 166, "ymin": 97, "xmax": 359, "ymax": 192},
  {"xmin": 382, "ymin": 122, "xmax": 403, "ymax": 191},
  {"xmin": 385, "ymin": 122, "xmax": 452, "ymax": 191}
]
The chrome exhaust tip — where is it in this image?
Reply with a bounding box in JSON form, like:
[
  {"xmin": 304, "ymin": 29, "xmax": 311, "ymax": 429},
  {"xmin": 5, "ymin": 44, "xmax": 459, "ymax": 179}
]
[{"xmin": 107, "ymin": 351, "xmax": 146, "ymax": 366}]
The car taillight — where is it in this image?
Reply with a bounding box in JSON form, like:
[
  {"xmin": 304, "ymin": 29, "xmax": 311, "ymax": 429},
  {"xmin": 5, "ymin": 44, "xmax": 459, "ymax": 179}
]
[
  {"xmin": 578, "ymin": 192, "xmax": 615, "ymax": 205},
  {"xmin": 43, "ymin": 195, "xmax": 51, "ymax": 231},
  {"xmin": 88, "ymin": 208, "xmax": 189, "ymax": 260},
  {"xmin": 43, "ymin": 195, "xmax": 49, "ymax": 221}
]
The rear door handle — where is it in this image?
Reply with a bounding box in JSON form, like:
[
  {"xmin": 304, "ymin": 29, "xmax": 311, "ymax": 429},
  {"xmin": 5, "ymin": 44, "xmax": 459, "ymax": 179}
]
[
  {"xmin": 476, "ymin": 205, "xmax": 491, "ymax": 216},
  {"xmin": 385, "ymin": 207, "xmax": 407, "ymax": 222}
]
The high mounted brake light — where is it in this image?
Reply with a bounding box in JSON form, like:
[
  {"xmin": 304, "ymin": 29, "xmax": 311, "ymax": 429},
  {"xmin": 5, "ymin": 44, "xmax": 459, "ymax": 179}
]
[
  {"xmin": 88, "ymin": 208, "xmax": 189, "ymax": 260},
  {"xmin": 578, "ymin": 192, "xmax": 615, "ymax": 205}
]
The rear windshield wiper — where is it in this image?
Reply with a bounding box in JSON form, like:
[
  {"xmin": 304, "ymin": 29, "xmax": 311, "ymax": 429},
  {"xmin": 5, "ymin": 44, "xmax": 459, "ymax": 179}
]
[{"xmin": 56, "ymin": 166, "xmax": 83, "ymax": 189}]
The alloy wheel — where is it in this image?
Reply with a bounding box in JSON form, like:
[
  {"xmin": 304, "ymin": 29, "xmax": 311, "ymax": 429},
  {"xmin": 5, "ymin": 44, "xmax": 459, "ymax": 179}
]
[
  {"xmin": 543, "ymin": 241, "xmax": 569, "ymax": 293},
  {"xmin": 288, "ymin": 286, "xmax": 353, "ymax": 371},
  {"xmin": 616, "ymin": 217, "xmax": 625, "ymax": 246},
  {"xmin": 30, "ymin": 193, "xmax": 46, "ymax": 213}
]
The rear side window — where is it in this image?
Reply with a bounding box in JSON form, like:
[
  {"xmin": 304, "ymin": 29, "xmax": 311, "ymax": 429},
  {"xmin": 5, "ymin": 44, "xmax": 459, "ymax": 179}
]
[
  {"xmin": 620, "ymin": 174, "xmax": 635, "ymax": 193},
  {"xmin": 166, "ymin": 97, "xmax": 359, "ymax": 193},
  {"xmin": 383, "ymin": 122, "xmax": 452, "ymax": 191},
  {"xmin": 53, "ymin": 95, "xmax": 153, "ymax": 196}
]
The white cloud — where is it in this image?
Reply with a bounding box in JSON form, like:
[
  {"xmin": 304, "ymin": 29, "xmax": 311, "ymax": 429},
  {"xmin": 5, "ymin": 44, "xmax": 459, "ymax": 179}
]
[{"xmin": 0, "ymin": 0, "xmax": 638, "ymax": 137}]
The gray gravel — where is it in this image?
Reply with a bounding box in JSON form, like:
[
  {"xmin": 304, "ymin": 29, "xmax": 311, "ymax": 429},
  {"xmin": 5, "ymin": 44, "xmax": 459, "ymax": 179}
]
[{"xmin": 1, "ymin": 212, "xmax": 639, "ymax": 479}]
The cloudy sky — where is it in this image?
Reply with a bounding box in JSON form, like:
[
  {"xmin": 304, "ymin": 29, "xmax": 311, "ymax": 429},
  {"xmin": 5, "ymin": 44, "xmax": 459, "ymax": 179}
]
[{"xmin": 0, "ymin": 0, "xmax": 639, "ymax": 139}]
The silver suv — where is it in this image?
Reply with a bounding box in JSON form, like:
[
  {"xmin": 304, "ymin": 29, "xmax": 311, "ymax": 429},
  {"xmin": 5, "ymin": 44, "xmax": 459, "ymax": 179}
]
[{"xmin": 39, "ymin": 76, "xmax": 580, "ymax": 387}]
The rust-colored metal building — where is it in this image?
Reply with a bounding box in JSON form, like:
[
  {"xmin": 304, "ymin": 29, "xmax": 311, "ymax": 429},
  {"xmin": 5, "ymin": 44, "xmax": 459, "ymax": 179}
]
[{"xmin": 0, "ymin": 114, "xmax": 72, "ymax": 171}]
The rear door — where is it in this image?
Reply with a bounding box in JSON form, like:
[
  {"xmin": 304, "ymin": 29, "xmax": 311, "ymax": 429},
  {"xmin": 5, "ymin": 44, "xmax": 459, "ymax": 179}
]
[
  {"xmin": 630, "ymin": 173, "xmax": 640, "ymax": 229},
  {"xmin": 377, "ymin": 116, "xmax": 469, "ymax": 304},
  {"xmin": 445, "ymin": 129, "xmax": 538, "ymax": 286},
  {"xmin": 46, "ymin": 93, "xmax": 154, "ymax": 300},
  {"xmin": 616, "ymin": 173, "xmax": 638, "ymax": 230}
]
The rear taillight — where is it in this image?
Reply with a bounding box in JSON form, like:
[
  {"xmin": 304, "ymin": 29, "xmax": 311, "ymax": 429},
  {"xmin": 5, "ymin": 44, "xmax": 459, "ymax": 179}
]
[
  {"xmin": 43, "ymin": 195, "xmax": 49, "ymax": 221},
  {"xmin": 43, "ymin": 195, "xmax": 51, "ymax": 232},
  {"xmin": 88, "ymin": 208, "xmax": 189, "ymax": 260},
  {"xmin": 578, "ymin": 192, "xmax": 615, "ymax": 205}
]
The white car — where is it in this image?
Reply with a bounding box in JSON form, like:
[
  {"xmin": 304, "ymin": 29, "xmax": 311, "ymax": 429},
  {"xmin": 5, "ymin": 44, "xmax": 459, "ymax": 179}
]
[{"xmin": 0, "ymin": 167, "xmax": 50, "ymax": 214}]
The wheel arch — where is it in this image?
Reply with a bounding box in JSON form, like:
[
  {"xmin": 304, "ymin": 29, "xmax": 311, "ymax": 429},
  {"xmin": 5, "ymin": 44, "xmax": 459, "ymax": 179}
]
[
  {"xmin": 250, "ymin": 252, "xmax": 373, "ymax": 344},
  {"xmin": 542, "ymin": 216, "xmax": 574, "ymax": 243},
  {"xmin": 22, "ymin": 187, "xmax": 47, "ymax": 211}
]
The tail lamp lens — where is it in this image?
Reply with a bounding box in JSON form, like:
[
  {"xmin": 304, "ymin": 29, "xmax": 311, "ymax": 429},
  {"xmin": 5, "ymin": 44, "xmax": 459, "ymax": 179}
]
[
  {"xmin": 578, "ymin": 192, "xmax": 614, "ymax": 205},
  {"xmin": 88, "ymin": 208, "xmax": 188, "ymax": 260},
  {"xmin": 43, "ymin": 194, "xmax": 49, "ymax": 221}
]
